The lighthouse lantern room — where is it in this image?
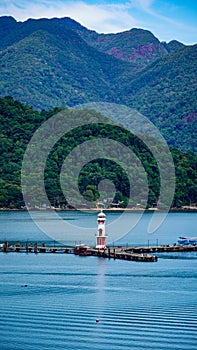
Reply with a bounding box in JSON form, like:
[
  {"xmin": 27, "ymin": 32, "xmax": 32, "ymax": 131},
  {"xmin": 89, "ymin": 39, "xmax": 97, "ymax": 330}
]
[{"xmin": 96, "ymin": 210, "xmax": 107, "ymax": 249}]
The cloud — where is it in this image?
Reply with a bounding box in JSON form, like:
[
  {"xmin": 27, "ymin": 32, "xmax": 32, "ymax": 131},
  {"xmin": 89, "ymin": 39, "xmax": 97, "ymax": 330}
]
[
  {"xmin": 130, "ymin": 0, "xmax": 180, "ymax": 25},
  {"xmin": 57, "ymin": 1, "xmax": 138, "ymax": 33}
]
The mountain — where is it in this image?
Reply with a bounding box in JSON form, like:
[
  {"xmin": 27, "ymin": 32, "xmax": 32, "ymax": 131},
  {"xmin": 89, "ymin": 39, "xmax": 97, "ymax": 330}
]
[
  {"xmin": 0, "ymin": 17, "xmax": 135, "ymax": 109},
  {"xmin": 0, "ymin": 16, "xmax": 19, "ymax": 46},
  {"xmin": 120, "ymin": 44, "xmax": 197, "ymax": 153},
  {"xmin": 0, "ymin": 16, "xmax": 196, "ymax": 152},
  {"xmin": 52, "ymin": 17, "xmax": 185, "ymax": 67},
  {"xmin": 54, "ymin": 17, "xmax": 168, "ymax": 68},
  {"xmin": 162, "ymin": 40, "xmax": 185, "ymax": 53}
]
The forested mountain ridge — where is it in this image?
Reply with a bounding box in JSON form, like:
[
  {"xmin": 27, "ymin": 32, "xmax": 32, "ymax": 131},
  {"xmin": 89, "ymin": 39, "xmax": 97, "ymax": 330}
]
[
  {"xmin": 120, "ymin": 44, "xmax": 197, "ymax": 153},
  {"xmin": 0, "ymin": 16, "xmax": 185, "ymax": 68},
  {"xmin": 43, "ymin": 17, "xmax": 186, "ymax": 67},
  {"xmin": 0, "ymin": 97, "xmax": 196, "ymax": 209},
  {"xmin": 56, "ymin": 18, "xmax": 168, "ymax": 67},
  {"xmin": 0, "ymin": 17, "xmax": 136, "ymax": 108},
  {"xmin": 0, "ymin": 16, "xmax": 196, "ymax": 153}
]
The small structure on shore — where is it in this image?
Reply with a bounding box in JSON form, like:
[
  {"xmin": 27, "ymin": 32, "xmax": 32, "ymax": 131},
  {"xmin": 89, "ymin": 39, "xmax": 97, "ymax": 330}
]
[{"xmin": 96, "ymin": 210, "xmax": 107, "ymax": 249}]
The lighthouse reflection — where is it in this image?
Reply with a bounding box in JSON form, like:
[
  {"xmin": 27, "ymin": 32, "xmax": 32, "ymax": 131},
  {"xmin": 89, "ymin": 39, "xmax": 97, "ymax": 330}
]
[
  {"xmin": 95, "ymin": 210, "xmax": 107, "ymax": 321},
  {"xmin": 95, "ymin": 257, "xmax": 106, "ymax": 324}
]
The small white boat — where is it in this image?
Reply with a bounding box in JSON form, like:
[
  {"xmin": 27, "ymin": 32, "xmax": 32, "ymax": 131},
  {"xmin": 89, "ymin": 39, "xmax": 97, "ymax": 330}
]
[{"xmin": 178, "ymin": 236, "xmax": 197, "ymax": 245}]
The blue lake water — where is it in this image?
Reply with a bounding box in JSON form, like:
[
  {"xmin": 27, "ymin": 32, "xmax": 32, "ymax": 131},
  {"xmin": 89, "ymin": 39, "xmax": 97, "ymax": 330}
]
[
  {"xmin": 0, "ymin": 210, "xmax": 197, "ymax": 350},
  {"xmin": 0, "ymin": 209, "xmax": 197, "ymax": 246}
]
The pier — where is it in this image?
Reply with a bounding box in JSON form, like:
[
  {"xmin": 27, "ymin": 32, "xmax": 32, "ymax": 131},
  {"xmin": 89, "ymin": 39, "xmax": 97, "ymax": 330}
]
[
  {"xmin": 1, "ymin": 241, "xmax": 196, "ymax": 262},
  {"xmin": 95, "ymin": 248, "xmax": 158, "ymax": 262},
  {"xmin": 0, "ymin": 242, "xmax": 158, "ymax": 262}
]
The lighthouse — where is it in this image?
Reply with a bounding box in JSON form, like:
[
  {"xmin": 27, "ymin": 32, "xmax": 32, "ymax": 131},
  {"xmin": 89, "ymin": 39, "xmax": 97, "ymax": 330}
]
[{"xmin": 96, "ymin": 210, "xmax": 107, "ymax": 249}]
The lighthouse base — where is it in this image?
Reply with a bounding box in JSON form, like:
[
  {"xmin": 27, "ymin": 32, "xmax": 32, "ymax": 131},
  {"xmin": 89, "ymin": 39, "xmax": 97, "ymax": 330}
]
[{"xmin": 95, "ymin": 244, "xmax": 106, "ymax": 249}]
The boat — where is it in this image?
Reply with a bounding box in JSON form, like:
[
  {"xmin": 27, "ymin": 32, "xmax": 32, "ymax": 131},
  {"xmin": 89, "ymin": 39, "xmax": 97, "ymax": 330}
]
[
  {"xmin": 177, "ymin": 236, "xmax": 197, "ymax": 245},
  {"xmin": 74, "ymin": 244, "xmax": 93, "ymax": 256}
]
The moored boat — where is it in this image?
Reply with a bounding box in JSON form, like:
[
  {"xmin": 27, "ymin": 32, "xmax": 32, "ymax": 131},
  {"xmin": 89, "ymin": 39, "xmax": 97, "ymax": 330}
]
[
  {"xmin": 74, "ymin": 244, "xmax": 93, "ymax": 256},
  {"xmin": 177, "ymin": 236, "xmax": 197, "ymax": 245}
]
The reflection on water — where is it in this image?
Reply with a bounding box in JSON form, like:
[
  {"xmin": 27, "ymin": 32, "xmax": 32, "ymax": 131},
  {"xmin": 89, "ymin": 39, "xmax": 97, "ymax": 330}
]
[{"xmin": 0, "ymin": 253, "xmax": 196, "ymax": 350}]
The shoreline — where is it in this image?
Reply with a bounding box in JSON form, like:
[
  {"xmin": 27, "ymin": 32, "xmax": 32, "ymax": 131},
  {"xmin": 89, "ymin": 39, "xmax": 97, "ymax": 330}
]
[{"xmin": 0, "ymin": 207, "xmax": 197, "ymax": 212}]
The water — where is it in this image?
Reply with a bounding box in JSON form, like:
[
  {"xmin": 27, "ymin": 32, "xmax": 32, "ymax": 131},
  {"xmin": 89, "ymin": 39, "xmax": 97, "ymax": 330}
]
[
  {"xmin": 0, "ymin": 210, "xmax": 197, "ymax": 246},
  {"xmin": 0, "ymin": 211, "xmax": 197, "ymax": 350}
]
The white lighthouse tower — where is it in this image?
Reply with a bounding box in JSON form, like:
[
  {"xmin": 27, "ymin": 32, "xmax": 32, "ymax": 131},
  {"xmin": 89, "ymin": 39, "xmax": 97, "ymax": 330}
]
[{"xmin": 96, "ymin": 210, "xmax": 107, "ymax": 249}]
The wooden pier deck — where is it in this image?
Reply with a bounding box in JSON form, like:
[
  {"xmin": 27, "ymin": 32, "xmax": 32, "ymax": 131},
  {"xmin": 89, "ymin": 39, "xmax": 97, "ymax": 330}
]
[{"xmin": 95, "ymin": 248, "xmax": 158, "ymax": 262}]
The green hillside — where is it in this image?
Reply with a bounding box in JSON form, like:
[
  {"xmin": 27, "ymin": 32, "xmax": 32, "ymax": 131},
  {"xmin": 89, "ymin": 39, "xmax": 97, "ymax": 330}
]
[
  {"xmin": 73, "ymin": 26, "xmax": 168, "ymax": 67},
  {"xmin": 120, "ymin": 44, "xmax": 197, "ymax": 152},
  {"xmin": 53, "ymin": 17, "xmax": 181, "ymax": 67},
  {"xmin": 0, "ymin": 16, "xmax": 196, "ymax": 153},
  {"xmin": 0, "ymin": 27, "xmax": 134, "ymax": 110},
  {"xmin": 0, "ymin": 97, "xmax": 196, "ymax": 209}
]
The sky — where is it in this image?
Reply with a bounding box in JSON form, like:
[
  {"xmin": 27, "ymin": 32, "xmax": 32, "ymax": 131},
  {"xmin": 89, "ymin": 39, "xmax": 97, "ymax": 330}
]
[{"xmin": 0, "ymin": 0, "xmax": 196, "ymax": 44}]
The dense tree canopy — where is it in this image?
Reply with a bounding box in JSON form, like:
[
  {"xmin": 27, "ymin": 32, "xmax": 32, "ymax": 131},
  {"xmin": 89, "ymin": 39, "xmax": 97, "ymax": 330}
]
[{"xmin": 0, "ymin": 97, "xmax": 196, "ymax": 209}]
